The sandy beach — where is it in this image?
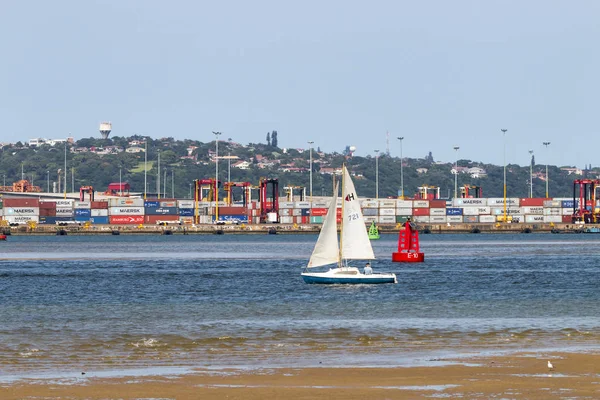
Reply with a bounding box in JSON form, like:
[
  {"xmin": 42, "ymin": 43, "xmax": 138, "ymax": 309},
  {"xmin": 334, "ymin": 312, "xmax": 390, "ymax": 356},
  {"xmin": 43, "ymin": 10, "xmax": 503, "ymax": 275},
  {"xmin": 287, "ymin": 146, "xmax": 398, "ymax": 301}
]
[{"xmin": 2, "ymin": 351, "xmax": 599, "ymax": 399}]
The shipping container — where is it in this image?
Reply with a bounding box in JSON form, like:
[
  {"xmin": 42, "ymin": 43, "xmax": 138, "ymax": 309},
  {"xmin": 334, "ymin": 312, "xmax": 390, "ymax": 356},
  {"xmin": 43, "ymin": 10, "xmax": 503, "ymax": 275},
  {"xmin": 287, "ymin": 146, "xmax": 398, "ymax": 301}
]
[
  {"xmin": 74, "ymin": 208, "xmax": 91, "ymax": 217},
  {"xmin": 479, "ymin": 215, "xmax": 496, "ymax": 223},
  {"xmin": 462, "ymin": 207, "xmax": 479, "ymax": 216},
  {"xmin": 562, "ymin": 215, "xmax": 573, "ymax": 223},
  {"xmin": 397, "ymin": 208, "xmax": 412, "ymax": 216},
  {"xmin": 310, "ymin": 216, "xmax": 324, "ymax": 224},
  {"xmin": 429, "ymin": 199, "xmax": 446, "ymax": 208},
  {"xmin": 521, "ymin": 206, "xmax": 544, "ymax": 215},
  {"xmin": 144, "ymin": 201, "xmax": 160, "ymax": 208},
  {"xmin": 178, "ymin": 208, "xmax": 194, "ymax": 216},
  {"xmin": 40, "ymin": 202, "xmax": 56, "ymax": 209},
  {"xmin": 543, "ymin": 215, "xmax": 562, "ymax": 223},
  {"xmin": 91, "ymin": 209, "xmax": 109, "ymax": 217},
  {"xmin": 279, "ymin": 216, "xmax": 294, "ymax": 224},
  {"xmin": 74, "ymin": 216, "xmax": 91, "ymax": 222},
  {"xmin": 446, "ymin": 207, "xmax": 463, "ymax": 216},
  {"xmin": 91, "ymin": 201, "xmax": 109, "ymax": 209},
  {"xmin": 56, "ymin": 207, "xmax": 74, "ymax": 217},
  {"xmin": 4, "ymin": 207, "xmax": 39, "ymax": 216},
  {"xmin": 543, "ymin": 200, "xmax": 561, "ymax": 208},
  {"xmin": 55, "ymin": 199, "xmax": 74, "ymax": 207},
  {"xmin": 476, "ymin": 207, "xmax": 491, "ymax": 215},
  {"xmin": 379, "ymin": 208, "xmax": 396, "ymax": 216},
  {"xmin": 74, "ymin": 201, "xmax": 91, "ymax": 208},
  {"xmin": 179, "ymin": 217, "xmax": 194, "ymax": 225},
  {"xmin": 430, "ymin": 208, "xmax": 446, "ymax": 216},
  {"xmin": 145, "ymin": 215, "xmax": 181, "ymax": 224},
  {"xmin": 429, "ymin": 215, "xmax": 447, "ymax": 223},
  {"xmin": 413, "ymin": 200, "xmax": 429, "ymax": 208},
  {"xmin": 487, "ymin": 198, "xmax": 520, "ymax": 206},
  {"xmin": 295, "ymin": 201, "xmax": 310, "ymax": 209},
  {"xmin": 109, "ymin": 215, "xmax": 145, "ymax": 224},
  {"xmin": 279, "ymin": 202, "xmax": 295, "ymax": 209},
  {"xmin": 311, "ymin": 208, "xmax": 328, "ymax": 216},
  {"xmin": 561, "ymin": 200, "xmax": 578, "ymax": 208},
  {"xmin": 412, "ymin": 216, "xmax": 430, "ymax": 223},
  {"xmin": 562, "ymin": 208, "xmax": 574, "ymax": 215},
  {"xmin": 452, "ymin": 198, "xmax": 487, "ymax": 207},
  {"xmin": 292, "ymin": 209, "xmax": 303, "ymax": 216},
  {"xmin": 378, "ymin": 200, "xmax": 396, "ymax": 208},
  {"xmin": 362, "ymin": 208, "xmax": 378, "ymax": 216},
  {"xmin": 397, "ymin": 200, "xmax": 413, "ymax": 208},
  {"xmin": 413, "ymin": 207, "xmax": 430, "ymax": 216},
  {"xmin": 215, "ymin": 206, "xmax": 247, "ymax": 216},
  {"xmin": 519, "ymin": 198, "xmax": 550, "ymax": 207},
  {"xmin": 395, "ymin": 215, "xmax": 411, "ymax": 223},
  {"xmin": 363, "ymin": 216, "xmax": 378, "ymax": 223},
  {"xmin": 3, "ymin": 198, "xmax": 40, "ymax": 207},
  {"xmin": 361, "ymin": 200, "xmax": 378, "ymax": 208},
  {"xmin": 378, "ymin": 215, "xmax": 396, "ymax": 224},
  {"xmin": 279, "ymin": 208, "xmax": 292, "ymax": 216},
  {"xmin": 160, "ymin": 201, "xmax": 177, "ymax": 208},
  {"xmin": 109, "ymin": 207, "xmax": 144, "ymax": 215},
  {"xmin": 543, "ymin": 208, "xmax": 561, "ymax": 216},
  {"xmin": 38, "ymin": 216, "xmax": 59, "ymax": 224},
  {"xmin": 525, "ymin": 215, "xmax": 545, "ymax": 223},
  {"xmin": 90, "ymin": 216, "xmax": 109, "ymax": 224},
  {"xmin": 490, "ymin": 207, "xmax": 522, "ymax": 215},
  {"xmin": 39, "ymin": 208, "xmax": 56, "ymax": 217},
  {"xmin": 446, "ymin": 216, "xmax": 463, "ymax": 223},
  {"xmin": 313, "ymin": 201, "xmax": 330, "ymax": 208},
  {"xmin": 4, "ymin": 215, "xmax": 39, "ymax": 224},
  {"xmin": 109, "ymin": 198, "xmax": 144, "ymax": 207},
  {"xmin": 463, "ymin": 216, "xmax": 479, "ymax": 223},
  {"xmin": 177, "ymin": 200, "xmax": 195, "ymax": 209},
  {"xmin": 301, "ymin": 208, "xmax": 310, "ymax": 217}
]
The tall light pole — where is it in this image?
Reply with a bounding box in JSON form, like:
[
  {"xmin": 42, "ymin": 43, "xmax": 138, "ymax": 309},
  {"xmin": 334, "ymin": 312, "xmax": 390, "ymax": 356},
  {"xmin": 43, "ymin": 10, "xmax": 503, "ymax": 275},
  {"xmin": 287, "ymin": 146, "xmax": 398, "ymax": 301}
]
[
  {"xmin": 397, "ymin": 137, "xmax": 404, "ymax": 199},
  {"xmin": 308, "ymin": 141, "xmax": 314, "ymax": 203},
  {"xmin": 189, "ymin": 183, "xmax": 192, "ymax": 199},
  {"xmin": 163, "ymin": 167, "xmax": 167, "ymax": 198},
  {"xmin": 529, "ymin": 150, "xmax": 534, "ymax": 198},
  {"xmin": 21, "ymin": 162, "xmax": 24, "ymax": 181},
  {"xmin": 63, "ymin": 142, "xmax": 67, "ymax": 199},
  {"xmin": 374, "ymin": 149, "xmax": 380, "ymax": 199},
  {"xmin": 501, "ymin": 129, "xmax": 508, "ymax": 222},
  {"xmin": 228, "ymin": 151, "xmax": 231, "ymax": 183},
  {"xmin": 119, "ymin": 167, "xmax": 122, "ymax": 197},
  {"xmin": 46, "ymin": 170, "xmax": 49, "ymax": 193},
  {"xmin": 543, "ymin": 141, "xmax": 551, "ymax": 198},
  {"xmin": 144, "ymin": 139, "xmax": 147, "ymax": 200},
  {"xmin": 213, "ymin": 131, "xmax": 222, "ymax": 221},
  {"xmin": 157, "ymin": 150, "xmax": 161, "ymax": 199},
  {"xmin": 171, "ymin": 169, "xmax": 174, "ymax": 198},
  {"xmin": 453, "ymin": 146, "xmax": 460, "ymax": 199}
]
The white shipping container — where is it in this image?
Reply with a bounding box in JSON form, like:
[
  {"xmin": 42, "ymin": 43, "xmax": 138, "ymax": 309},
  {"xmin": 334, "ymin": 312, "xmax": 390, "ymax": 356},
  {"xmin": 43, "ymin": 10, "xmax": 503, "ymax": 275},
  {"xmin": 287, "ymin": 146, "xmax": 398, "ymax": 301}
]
[
  {"xmin": 54, "ymin": 199, "xmax": 74, "ymax": 207},
  {"xmin": 363, "ymin": 216, "xmax": 378, "ymax": 223},
  {"xmin": 109, "ymin": 198, "xmax": 144, "ymax": 207},
  {"xmin": 543, "ymin": 200, "xmax": 561, "ymax": 208},
  {"xmin": 412, "ymin": 216, "xmax": 430, "ymax": 223},
  {"xmin": 378, "ymin": 200, "xmax": 396, "ymax": 208},
  {"xmin": 430, "ymin": 208, "xmax": 446, "ymax": 216},
  {"xmin": 279, "ymin": 202, "xmax": 294, "ymax": 209},
  {"xmin": 0, "ymin": 209, "xmax": 2, "ymax": 216},
  {"xmin": 525, "ymin": 215, "xmax": 545, "ymax": 223},
  {"xmin": 521, "ymin": 206, "xmax": 544, "ymax": 215},
  {"xmin": 209, "ymin": 201, "xmax": 228, "ymax": 207},
  {"xmin": 292, "ymin": 209, "xmax": 303, "ymax": 216},
  {"xmin": 561, "ymin": 208, "xmax": 574, "ymax": 215},
  {"xmin": 447, "ymin": 216, "xmax": 463, "ymax": 223},
  {"xmin": 453, "ymin": 198, "xmax": 488, "ymax": 207},
  {"xmin": 336, "ymin": 199, "xmax": 343, "ymax": 207},
  {"xmin": 488, "ymin": 198, "xmax": 520, "ymax": 206},
  {"xmin": 397, "ymin": 200, "xmax": 413, "ymax": 208},
  {"xmin": 74, "ymin": 201, "xmax": 91, "ymax": 208},
  {"xmin": 109, "ymin": 207, "xmax": 145, "ymax": 215},
  {"xmin": 462, "ymin": 207, "xmax": 479, "ymax": 216},
  {"xmin": 55, "ymin": 207, "xmax": 74, "ymax": 216},
  {"xmin": 198, "ymin": 215, "xmax": 212, "ymax": 224},
  {"xmin": 198, "ymin": 201, "xmax": 211, "ymax": 207},
  {"xmin": 479, "ymin": 215, "xmax": 496, "ymax": 223},
  {"xmin": 413, "ymin": 200, "xmax": 429, "ymax": 208},
  {"xmin": 397, "ymin": 208, "xmax": 413, "ymax": 216},
  {"xmin": 295, "ymin": 202, "xmax": 311, "ymax": 209},
  {"xmin": 378, "ymin": 215, "xmax": 396, "ymax": 224},
  {"xmin": 361, "ymin": 200, "xmax": 378, "ymax": 208},
  {"xmin": 177, "ymin": 200, "xmax": 195, "ymax": 209},
  {"xmin": 543, "ymin": 208, "xmax": 561, "ymax": 216},
  {"xmin": 280, "ymin": 216, "xmax": 294, "ymax": 224},
  {"xmin": 491, "ymin": 207, "xmax": 522, "ymax": 215},
  {"xmin": 4, "ymin": 215, "xmax": 39, "ymax": 224},
  {"xmin": 362, "ymin": 208, "xmax": 378, "ymax": 216},
  {"xmin": 429, "ymin": 215, "xmax": 447, "ymax": 223},
  {"xmin": 179, "ymin": 217, "xmax": 194, "ymax": 225},
  {"xmin": 379, "ymin": 208, "xmax": 396, "ymax": 216},
  {"xmin": 91, "ymin": 209, "xmax": 109, "ymax": 217},
  {"xmin": 279, "ymin": 209, "xmax": 291, "ymax": 216},
  {"xmin": 543, "ymin": 215, "xmax": 562, "ymax": 223},
  {"xmin": 312, "ymin": 201, "xmax": 330, "ymax": 208},
  {"xmin": 4, "ymin": 207, "xmax": 40, "ymax": 216}
]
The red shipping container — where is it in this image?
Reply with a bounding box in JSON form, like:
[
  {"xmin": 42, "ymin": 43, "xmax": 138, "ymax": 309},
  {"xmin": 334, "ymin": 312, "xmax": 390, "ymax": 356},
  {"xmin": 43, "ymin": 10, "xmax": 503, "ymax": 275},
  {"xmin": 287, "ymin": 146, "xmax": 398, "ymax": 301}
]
[
  {"xmin": 302, "ymin": 216, "xmax": 309, "ymax": 224},
  {"xmin": 412, "ymin": 207, "xmax": 430, "ymax": 216},
  {"xmin": 520, "ymin": 198, "xmax": 550, "ymax": 207},
  {"xmin": 39, "ymin": 208, "xmax": 57, "ymax": 217},
  {"xmin": 562, "ymin": 215, "xmax": 573, "ymax": 223},
  {"xmin": 3, "ymin": 198, "xmax": 40, "ymax": 207},
  {"xmin": 429, "ymin": 200, "xmax": 446, "ymax": 208},
  {"xmin": 109, "ymin": 215, "xmax": 144, "ymax": 224},
  {"xmin": 311, "ymin": 208, "xmax": 328, "ymax": 216},
  {"xmin": 216, "ymin": 206, "xmax": 247, "ymax": 216},
  {"xmin": 40, "ymin": 202, "xmax": 56, "ymax": 209},
  {"xmin": 91, "ymin": 201, "xmax": 109, "ymax": 209},
  {"xmin": 145, "ymin": 215, "xmax": 180, "ymax": 224}
]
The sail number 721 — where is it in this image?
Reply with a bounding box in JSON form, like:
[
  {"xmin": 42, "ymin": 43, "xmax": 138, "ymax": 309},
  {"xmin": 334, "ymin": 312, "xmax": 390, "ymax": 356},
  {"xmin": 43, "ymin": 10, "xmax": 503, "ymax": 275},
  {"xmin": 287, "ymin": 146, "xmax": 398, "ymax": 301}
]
[{"xmin": 347, "ymin": 212, "xmax": 360, "ymax": 221}]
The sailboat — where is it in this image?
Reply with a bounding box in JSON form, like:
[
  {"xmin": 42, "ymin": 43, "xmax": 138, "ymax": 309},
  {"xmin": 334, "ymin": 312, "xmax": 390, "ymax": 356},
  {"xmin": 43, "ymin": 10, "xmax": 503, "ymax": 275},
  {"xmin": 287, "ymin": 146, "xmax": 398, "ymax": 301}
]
[
  {"xmin": 368, "ymin": 221, "xmax": 380, "ymax": 240},
  {"xmin": 301, "ymin": 165, "xmax": 397, "ymax": 284}
]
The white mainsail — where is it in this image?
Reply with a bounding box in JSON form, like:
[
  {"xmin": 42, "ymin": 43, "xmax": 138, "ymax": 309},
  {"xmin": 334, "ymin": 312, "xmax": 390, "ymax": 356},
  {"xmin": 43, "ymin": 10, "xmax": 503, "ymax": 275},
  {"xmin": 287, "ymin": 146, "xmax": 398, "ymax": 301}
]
[
  {"xmin": 307, "ymin": 182, "xmax": 340, "ymax": 268},
  {"xmin": 340, "ymin": 166, "xmax": 376, "ymax": 260}
]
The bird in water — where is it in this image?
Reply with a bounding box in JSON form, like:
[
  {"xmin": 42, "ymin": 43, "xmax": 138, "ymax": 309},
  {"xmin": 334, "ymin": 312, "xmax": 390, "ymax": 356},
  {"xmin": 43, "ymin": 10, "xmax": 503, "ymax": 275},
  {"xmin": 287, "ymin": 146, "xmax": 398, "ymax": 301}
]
[{"xmin": 547, "ymin": 360, "xmax": 554, "ymax": 371}]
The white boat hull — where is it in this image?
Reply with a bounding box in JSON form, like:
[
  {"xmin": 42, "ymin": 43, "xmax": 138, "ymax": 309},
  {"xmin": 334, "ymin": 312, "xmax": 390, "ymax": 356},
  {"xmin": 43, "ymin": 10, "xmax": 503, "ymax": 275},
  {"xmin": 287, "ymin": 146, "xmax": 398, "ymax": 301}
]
[{"xmin": 301, "ymin": 267, "xmax": 397, "ymax": 284}]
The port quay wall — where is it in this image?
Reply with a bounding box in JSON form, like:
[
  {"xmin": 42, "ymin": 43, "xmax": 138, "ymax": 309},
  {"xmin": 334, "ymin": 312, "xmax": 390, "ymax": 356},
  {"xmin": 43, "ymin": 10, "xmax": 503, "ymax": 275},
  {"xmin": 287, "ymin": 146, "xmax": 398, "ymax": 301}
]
[{"xmin": 0, "ymin": 196, "xmax": 589, "ymax": 234}]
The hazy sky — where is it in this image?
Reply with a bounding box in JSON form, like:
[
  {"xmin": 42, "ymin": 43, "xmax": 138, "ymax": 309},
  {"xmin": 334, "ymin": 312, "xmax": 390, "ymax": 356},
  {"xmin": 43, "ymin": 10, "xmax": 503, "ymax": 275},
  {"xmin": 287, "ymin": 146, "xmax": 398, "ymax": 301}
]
[{"xmin": 1, "ymin": 1, "xmax": 598, "ymax": 167}]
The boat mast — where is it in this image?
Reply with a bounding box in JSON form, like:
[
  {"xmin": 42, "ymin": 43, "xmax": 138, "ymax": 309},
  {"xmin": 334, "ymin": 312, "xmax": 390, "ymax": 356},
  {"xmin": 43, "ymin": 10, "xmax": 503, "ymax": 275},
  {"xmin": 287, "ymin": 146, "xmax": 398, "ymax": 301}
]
[{"xmin": 338, "ymin": 164, "xmax": 345, "ymax": 268}]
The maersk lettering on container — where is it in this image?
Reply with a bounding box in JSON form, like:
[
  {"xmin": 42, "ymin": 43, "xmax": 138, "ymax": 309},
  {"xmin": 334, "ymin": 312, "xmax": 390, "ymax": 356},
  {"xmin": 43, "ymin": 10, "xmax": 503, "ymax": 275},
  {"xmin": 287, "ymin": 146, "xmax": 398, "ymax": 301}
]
[
  {"xmin": 487, "ymin": 198, "xmax": 520, "ymax": 206},
  {"xmin": 452, "ymin": 198, "xmax": 487, "ymax": 207},
  {"xmin": 491, "ymin": 207, "xmax": 522, "ymax": 215},
  {"xmin": 4, "ymin": 207, "xmax": 39, "ymax": 216},
  {"xmin": 55, "ymin": 199, "xmax": 74, "ymax": 207},
  {"xmin": 521, "ymin": 206, "xmax": 544, "ymax": 215},
  {"xmin": 109, "ymin": 207, "xmax": 144, "ymax": 215},
  {"xmin": 525, "ymin": 215, "xmax": 544, "ymax": 223}
]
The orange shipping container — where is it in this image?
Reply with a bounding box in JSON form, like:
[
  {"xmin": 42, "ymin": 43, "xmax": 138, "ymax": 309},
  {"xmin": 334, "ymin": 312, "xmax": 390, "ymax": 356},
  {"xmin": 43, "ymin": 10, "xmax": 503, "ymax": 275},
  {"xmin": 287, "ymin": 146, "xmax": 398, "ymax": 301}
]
[
  {"xmin": 429, "ymin": 200, "xmax": 446, "ymax": 208},
  {"xmin": 3, "ymin": 198, "xmax": 40, "ymax": 207},
  {"xmin": 145, "ymin": 215, "xmax": 180, "ymax": 224},
  {"xmin": 412, "ymin": 207, "xmax": 430, "ymax": 216},
  {"xmin": 520, "ymin": 198, "xmax": 550, "ymax": 207},
  {"xmin": 91, "ymin": 201, "xmax": 109, "ymax": 209}
]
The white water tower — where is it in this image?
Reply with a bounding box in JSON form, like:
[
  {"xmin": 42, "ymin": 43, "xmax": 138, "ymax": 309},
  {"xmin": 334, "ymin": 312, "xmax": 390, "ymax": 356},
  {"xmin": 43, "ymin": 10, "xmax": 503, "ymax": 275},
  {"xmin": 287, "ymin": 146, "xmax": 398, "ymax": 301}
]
[{"xmin": 99, "ymin": 122, "xmax": 112, "ymax": 139}]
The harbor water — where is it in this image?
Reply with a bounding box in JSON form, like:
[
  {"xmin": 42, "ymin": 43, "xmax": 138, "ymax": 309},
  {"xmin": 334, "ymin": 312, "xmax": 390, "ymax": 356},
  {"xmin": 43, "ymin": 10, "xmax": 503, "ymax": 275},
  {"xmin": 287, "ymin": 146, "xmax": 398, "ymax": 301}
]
[{"xmin": 1, "ymin": 233, "xmax": 600, "ymax": 378}]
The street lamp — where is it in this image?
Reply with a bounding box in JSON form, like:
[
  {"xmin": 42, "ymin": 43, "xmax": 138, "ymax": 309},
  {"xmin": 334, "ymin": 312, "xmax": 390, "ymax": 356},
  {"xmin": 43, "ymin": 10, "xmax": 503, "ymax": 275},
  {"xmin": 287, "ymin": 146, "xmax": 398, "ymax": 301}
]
[
  {"xmin": 453, "ymin": 146, "xmax": 460, "ymax": 199},
  {"xmin": 397, "ymin": 137, "xmax": 404, "ymax": 199},
  {"xmin": 213, "ymin": 131, "xmax": 222, "ymax": 221},
  {"xmin": 543, "ymin": 142, "xmax": 551, "ymax": 197},
  {"xmin": 501, "ymin": 129, "xmax": 508, "ymax": 222},
  {"xmin": 308, "ymin": 141, "xmax": 314, "ymax": 203},
  {"xmin": 529, "ymin": 150, "xmax": 534, "ymax": 198},
  {"xmin": 374, "ymin": 149, "xmax": 380, "ymax": 199}
]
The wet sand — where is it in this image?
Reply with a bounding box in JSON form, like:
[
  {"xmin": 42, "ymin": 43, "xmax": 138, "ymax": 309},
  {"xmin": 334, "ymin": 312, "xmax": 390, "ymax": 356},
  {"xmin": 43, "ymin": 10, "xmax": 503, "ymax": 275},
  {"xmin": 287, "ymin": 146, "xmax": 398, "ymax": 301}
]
[{"xmin": 2, "ymin": 351, "xmax": 599, "ymax": 399}]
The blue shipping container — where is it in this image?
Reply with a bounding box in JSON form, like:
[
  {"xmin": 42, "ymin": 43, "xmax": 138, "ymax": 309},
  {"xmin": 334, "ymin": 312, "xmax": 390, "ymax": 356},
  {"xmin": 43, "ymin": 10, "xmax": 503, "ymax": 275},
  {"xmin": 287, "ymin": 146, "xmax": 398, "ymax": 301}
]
[
  {"xmin": 75, "ymin": 208, "xmax": 91, "ymax": 217},
  {"xmin": 90, "ymin": 216, "xmax": 109, "ymax": 224},
  {"xmin": 214, "ymin": 215, "xmax": 249, "ymax": 223},
  {"xmin": 75, "ymin": 216, "xmax": 91, "ymax": 222},
  {"xmin": 301, "ymin": 208, "xmax": 311, "ymax": 216},
  {"xmin": 561, "ymin": 200, "xmax": 578, "ymax": 208},
  {"xmin": 39, "ymin": 216, "xmax": 75, "ymax": 224},
  {"xmin": 145, "ymin": 206, "xmax": 178, "ymax": 215},
  {"xmin": 446, "ymin": 207, "xmax": 463, "ymax": 216},
  {"xmin": 179, "ymin": 208, "xmax": 194, "ymax": 216},
  {"xmin": 144, "ymin": 201, "xmax": 160, "ymax": 208}
]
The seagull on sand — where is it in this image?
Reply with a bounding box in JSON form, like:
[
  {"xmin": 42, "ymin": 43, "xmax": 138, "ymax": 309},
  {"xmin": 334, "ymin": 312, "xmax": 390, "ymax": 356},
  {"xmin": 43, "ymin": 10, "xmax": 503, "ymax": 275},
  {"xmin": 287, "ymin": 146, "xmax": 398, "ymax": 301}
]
[{"xmin": 547, "ymin": 360, "xmax": 554, "ymax": 371}]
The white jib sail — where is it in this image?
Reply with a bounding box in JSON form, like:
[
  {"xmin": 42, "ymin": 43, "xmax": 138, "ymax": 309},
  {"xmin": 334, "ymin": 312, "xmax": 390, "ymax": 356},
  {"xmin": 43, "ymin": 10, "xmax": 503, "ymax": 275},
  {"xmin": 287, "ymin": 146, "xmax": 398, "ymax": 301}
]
[
  {"xmin": 307, "ymin": 182, "xmax": 340, "ymax": 268},
  {"xmin": 340, "ymin": 166, "xmax": 376, "ymax": 260}
]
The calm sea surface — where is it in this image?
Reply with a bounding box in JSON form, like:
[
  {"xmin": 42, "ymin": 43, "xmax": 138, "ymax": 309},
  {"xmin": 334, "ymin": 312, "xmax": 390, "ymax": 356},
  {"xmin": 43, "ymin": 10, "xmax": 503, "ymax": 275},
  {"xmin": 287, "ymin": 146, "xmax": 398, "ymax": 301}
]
[{"xmin": 1, "ymin": 233, "xmax": 600, "ymax": 376}]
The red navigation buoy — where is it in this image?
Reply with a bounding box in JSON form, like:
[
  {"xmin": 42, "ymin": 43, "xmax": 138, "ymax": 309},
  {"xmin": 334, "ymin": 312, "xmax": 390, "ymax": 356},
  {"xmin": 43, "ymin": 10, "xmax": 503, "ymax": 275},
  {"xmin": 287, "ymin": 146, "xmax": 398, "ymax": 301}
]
[
  {"xmin": 0, "ymin": 234, "xmax": 7, "ymax": 241},
  {"xmin": 392, "ymin": 218, "xmax": 424, "ymax": 262}
]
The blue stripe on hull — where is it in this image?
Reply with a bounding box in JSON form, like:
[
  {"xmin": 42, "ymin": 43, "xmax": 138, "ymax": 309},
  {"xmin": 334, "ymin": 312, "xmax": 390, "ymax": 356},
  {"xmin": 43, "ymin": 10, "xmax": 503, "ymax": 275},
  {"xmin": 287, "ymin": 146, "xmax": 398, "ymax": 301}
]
[{"xmin": 302, "ymin": 275, "xmax": 396, "ymax": 284}]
